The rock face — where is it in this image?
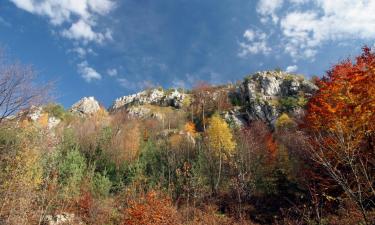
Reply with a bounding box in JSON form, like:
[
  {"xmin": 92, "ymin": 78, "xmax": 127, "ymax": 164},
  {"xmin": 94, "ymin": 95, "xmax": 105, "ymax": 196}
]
[
  {"xmin": 22, "ymin": 106, "xmax": 61, "ymax": 129},
  {"xmin": 107, "ymin": 71, "xmax": 317, "ymax": 127},
  {"xmin": 239, "ymin": 71, "xmax": 318, "ymax": 125},
  {"xmin": 71, "ymin": 96, "xmax": 101, "ymax": 116},
  {"xmin": 45, "ymin": 213, "xmax": 84, "ymax": 225},
  {"xmin": 109, "ymin": 88, "xmax": 186, "ymax": 112}
]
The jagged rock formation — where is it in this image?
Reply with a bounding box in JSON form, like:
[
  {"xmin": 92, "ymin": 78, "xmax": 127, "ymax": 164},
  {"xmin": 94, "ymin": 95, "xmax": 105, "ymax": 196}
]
[
  {"xmin": 239, "ymin": 71, "xmax": 318, "ymax": 125},
  {"xmin": 109, "ymin": 88, "xmax": 186, "ymax": 112},
  {"xmin": 106, "ymin": 71, "xmax": 317, "ymax": 127},
  {"xmin": 70, "ymin": 96, "xmax": 101, "ymax": 116},
  {"xmin": 22, "ymin": 106, "xmax": 61, "ymax": 129}
]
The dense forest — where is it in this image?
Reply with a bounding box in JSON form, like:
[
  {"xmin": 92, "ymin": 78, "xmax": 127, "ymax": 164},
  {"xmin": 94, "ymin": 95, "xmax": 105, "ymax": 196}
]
[{"xmin": 0, "ymin": 47, "xmax": 374, "ymax": 225}]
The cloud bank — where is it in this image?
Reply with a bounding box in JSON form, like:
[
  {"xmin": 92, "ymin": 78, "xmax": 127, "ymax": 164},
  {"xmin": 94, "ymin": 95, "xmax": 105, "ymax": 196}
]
[{"xmin": 241, "ymin": 0, "xmax": 375, "ymax": 61}]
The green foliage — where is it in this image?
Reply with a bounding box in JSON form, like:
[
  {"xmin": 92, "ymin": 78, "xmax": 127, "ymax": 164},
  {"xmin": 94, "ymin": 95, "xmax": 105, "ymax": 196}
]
[
  {"xmin": 92, "ymin": 171, "xmax": 112, "ymax": 198},
  {"xmin": 43, "ymin": 103, "xmax": 66, "ymax": 119},
  {"xmin": 136, "ymin": 140, "xmax": 168, "ymax": 188},
  {"xmin": 278, "ymin": 97, "xmax": 299, "ymax": 112},
  {"xmin": 57, "ymin": 146, "xmax": 87, "ymax": 197},
  {"xmin": 275, "ymin": 113, "xmax": 295, "ymax": 130}
]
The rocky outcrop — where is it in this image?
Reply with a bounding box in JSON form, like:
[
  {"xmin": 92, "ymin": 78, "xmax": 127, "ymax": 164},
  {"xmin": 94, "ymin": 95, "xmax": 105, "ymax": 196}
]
[
  {"xmin": 22, "ymin": 106, "xmax": 61, "ymax": 129},
  {"xmin": 109, "ymin": 88, "xmax": 186, "ymax": 112},
  {"xmin": 127, "ymin": 105, "xmax": 165, "ymax": 120},
  {"xmin": 223, "ymin": 107, "xmax": 247, "ymax": 128},
  {"xmin": 70, "ymin": 96, "xmax": 101, "ymax": 116},
  {"xmin": 240, "ymin": 71, "xmax": 318, "ymax": 125},
  {"xmin": 45, "ymin": 213, "xmax": 84, "ymax": 225}
]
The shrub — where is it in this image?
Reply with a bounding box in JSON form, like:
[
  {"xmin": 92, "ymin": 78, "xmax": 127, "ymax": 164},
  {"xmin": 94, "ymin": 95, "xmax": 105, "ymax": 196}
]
[
  {"xmin": 92, "ymin": 172, "xmax": 112, "ymax": 198},
  {"xmin": 275, "ymin": 113, "xmax": 296, "ymax": 130},
  {"xmin": 43, "ymin": 103, "xmax": 66, "ymax": 119},
  {"xmin": 278, "ymin": 97, "xmax": 299, "ymax": 112},
  {"xmin": 123, "ymin": 191, "xmax": 181, "ymax": 225},
  {"xmin": 57, "ymin": 146, "xmax": 87, "ymax": 198}
]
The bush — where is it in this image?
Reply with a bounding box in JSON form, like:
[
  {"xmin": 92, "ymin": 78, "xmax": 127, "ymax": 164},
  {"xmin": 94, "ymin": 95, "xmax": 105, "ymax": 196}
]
[
  {"xmin": 123, "ymin": 191, "xmax": 181, "ymax": 225},
  {"xmin": 92, "ymin": 172, "xmax": 112, "ymax": 198},
  {"xmin": 275, "ymin": 113, "xmax": 296, "ymax": 130},
  {"xmin": 278, "ymin": 97, "xmax": 299, "ymax": 112},
  {"xmin": 57, "ymin": 146, "xmax": 87, "ymax": 198},
  {"xmin": 43, "ymin": 103, "xmax": 66, "ymax": 120}
]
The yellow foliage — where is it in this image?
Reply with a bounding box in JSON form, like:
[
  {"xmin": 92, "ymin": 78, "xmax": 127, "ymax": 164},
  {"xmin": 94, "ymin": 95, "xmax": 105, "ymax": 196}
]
[
  {"xmin": 169, "ymin": 134, "xmax": 183, "ymax": 150},
  {"xmin": 275, "ymin": 113, "xmax": 295, "ymax": 129},
  {"xmin": 97, "ymin": 107, "xmax": 108, "ymax": 118},
  {"xmin": 38, "ymin": 112, "xmax": 49, "ymax": 128},
  {"xmin": 206, "ymin": 114, "xmax": 236, "ymax": 157}
]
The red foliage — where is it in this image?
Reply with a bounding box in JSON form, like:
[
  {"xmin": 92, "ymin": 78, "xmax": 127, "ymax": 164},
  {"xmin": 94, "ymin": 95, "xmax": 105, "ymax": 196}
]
[
  {"xmin": 123, "ymin": 191, "xmax": 181, "ymax": 225},
  {"xmin": 266, "ymin": 133, "xmax": 277, "ymax": 159},
  {"xmin": 305, "ymin": 46, "xmax": 375, "ymax": 145},
  {"xmin": 77, "ymin": 191, "xmax": 93, "ymax": 219}
]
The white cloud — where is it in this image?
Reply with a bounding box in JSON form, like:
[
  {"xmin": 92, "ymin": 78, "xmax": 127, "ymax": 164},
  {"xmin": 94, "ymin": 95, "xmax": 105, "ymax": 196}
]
[
  {"xmin": 107, "ymin": 68, "xmax": 117, "ymax": 76},
  {"xmin": 61, "ymin": 19, "xmax": 111, "ymax": 44},
  {"xmin": 71, "ymin": 47, "xmax": 95, "ymax": 58},
  {"xmin": 9, "ymin": 0, "xmax": 115, "ymax": 43},
  {"xmin": 285, "ymin": 65, "xmax": 298, "ymax": 73},
  {"xmin": 256, "ymin": 0, "xmax": 284, "ymax": 24},
  {"xmin": 289, "ymin": 0, "xmax": 309, "ymax": 4},
  {"xmin": 243, "ymin": 29, "xmax": 256, "ymax": 41},
  {"xmin": 9, "ymin": 0, "xmax": 115, "ymax": 25},
  {"xmin": 78, "ymin": 61, "xmax": 101, "ymax": 82},
  {"xmin": 10, "ymin": 0, "xmax": 116, "ymax": 85},
  {"xmin": 280, "ymin": 0, "xmax": 375, "ymax": 59},
  {"xmin": 251, "ymin": 0, "xmax": 375, "ymax": 61},
  {"xmin": 238, "ymin": 29, "xmax": 271, "ymax": 56}
]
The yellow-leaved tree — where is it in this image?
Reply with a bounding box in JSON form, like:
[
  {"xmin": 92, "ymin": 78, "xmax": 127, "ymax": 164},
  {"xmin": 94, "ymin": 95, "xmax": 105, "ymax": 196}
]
[{"xmin": 206, "ymin": 114, "xmax": 236, "ymax": 191}]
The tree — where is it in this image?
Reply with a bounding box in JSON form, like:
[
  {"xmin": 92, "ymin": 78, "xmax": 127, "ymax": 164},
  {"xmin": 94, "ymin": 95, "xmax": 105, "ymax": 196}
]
[
  {"xmin": 191, "ymin": 82, "xmax": 214, "ymax": 131},
  {"xmin": 206, "ymin": 114, "xmax": 236, "ymax": 191},
  {"xmin": 304, "ymin": 46, "xmax": 375, "ymax": 224},
  {"xmin": 0, "ymin": 52, "xmax": 49, "ymax": 123}
]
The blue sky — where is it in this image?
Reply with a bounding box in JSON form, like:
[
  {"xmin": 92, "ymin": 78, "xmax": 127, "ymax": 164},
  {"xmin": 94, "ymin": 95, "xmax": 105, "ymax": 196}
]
[{"xmin": 1, "ymin": 0, "xmax": 374, "ymax": 107}]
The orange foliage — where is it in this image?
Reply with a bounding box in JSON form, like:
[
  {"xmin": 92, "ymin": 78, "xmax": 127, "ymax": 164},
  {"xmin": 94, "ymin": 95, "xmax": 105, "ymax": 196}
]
[
  {"xmin": 305, "ymin": 46, "xmax": 375, "ymax": 148},
  {"xmin": 38, "ymin": 113, "xmax": 49, "ymax": 128},
  {"xmin": 265, "ymin": 133, "xmax": 277, "ymax": 159},
  {"xmin": 111, "ymin": 120, "xmax": 141, "ymax": 165},
  {"xmin": 123, "ymin": 191, "xmax": 181, "ymax": 225},
  {"xmin": 303, "ymin": 47, "xmax": 375, "ymax": 220},
  {"xmin": 184, "ymin": 122, "xmax": 196, "ymax": 136}
]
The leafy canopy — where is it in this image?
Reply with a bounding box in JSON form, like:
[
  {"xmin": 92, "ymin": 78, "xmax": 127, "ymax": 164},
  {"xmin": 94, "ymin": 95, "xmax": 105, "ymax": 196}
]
[{"xmin": 206, "ymin": 114, "xmax": 236, "ymax": 157}]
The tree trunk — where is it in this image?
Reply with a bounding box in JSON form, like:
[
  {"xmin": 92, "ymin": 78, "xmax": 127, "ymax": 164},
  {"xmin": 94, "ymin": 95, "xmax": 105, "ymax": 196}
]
[{"xmin": 215, "ymin": 150, "xmax": 222, "ymax": 192}]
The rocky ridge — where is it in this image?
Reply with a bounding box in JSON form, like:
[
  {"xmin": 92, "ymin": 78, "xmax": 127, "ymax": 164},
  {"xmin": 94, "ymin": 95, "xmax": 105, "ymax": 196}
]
[
  {"xmin": 70, "ymin": 71, "xmax": 318, "ymax": 127},
  {"xmin": 238, "ymin": 71, "xmax": 318, "ymax": 125},
  {"xmin": 109, "ymin": 88, "xmax": 186, "ymax": 112},
  {"xmin": 70, "ymin": 96, "xmax": 101, "ymax": 116}
]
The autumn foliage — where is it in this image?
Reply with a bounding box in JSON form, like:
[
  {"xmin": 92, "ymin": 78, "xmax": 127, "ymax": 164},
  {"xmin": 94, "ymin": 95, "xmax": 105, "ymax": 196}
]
[
  {"xmin": 2, "ymin": 47, "xmax": 375, "ymax": 225},
  {"xmin": 123, "ymin": 191, "xmax": 180, "ymax": 225},
  {"xmin": 304, "ymin": 46, "xmax": 375, "ymax": 224},
  {"xmin": 305, "ymin": 46, "xmax": 375, "ymax": 146}
]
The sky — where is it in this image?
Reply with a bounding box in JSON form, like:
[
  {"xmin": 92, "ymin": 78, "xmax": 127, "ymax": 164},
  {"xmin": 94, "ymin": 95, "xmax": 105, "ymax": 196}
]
[{"xmin": 1, "ymin": 0, "xmax": 375, "ymax": 107}]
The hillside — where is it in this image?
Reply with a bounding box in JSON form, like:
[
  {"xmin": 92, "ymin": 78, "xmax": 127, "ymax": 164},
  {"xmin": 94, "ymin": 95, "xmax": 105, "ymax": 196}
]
[{"xmin": 1, "ymin": 63, "xmax": 374, "ymax": 225}]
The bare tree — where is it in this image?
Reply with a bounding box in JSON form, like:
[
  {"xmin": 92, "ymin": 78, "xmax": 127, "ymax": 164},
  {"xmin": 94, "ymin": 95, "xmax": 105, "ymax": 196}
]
[
  {"xmin": 0, "ymin": 52, "xmax": 49, "ymax": 123},
  {"xmin": 191, "ymin": 81, "xmax": 214, "ymax": 131},
  {"xmin": 306, "ymin": 125, "xmax": 375, "ymax": 225}
]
